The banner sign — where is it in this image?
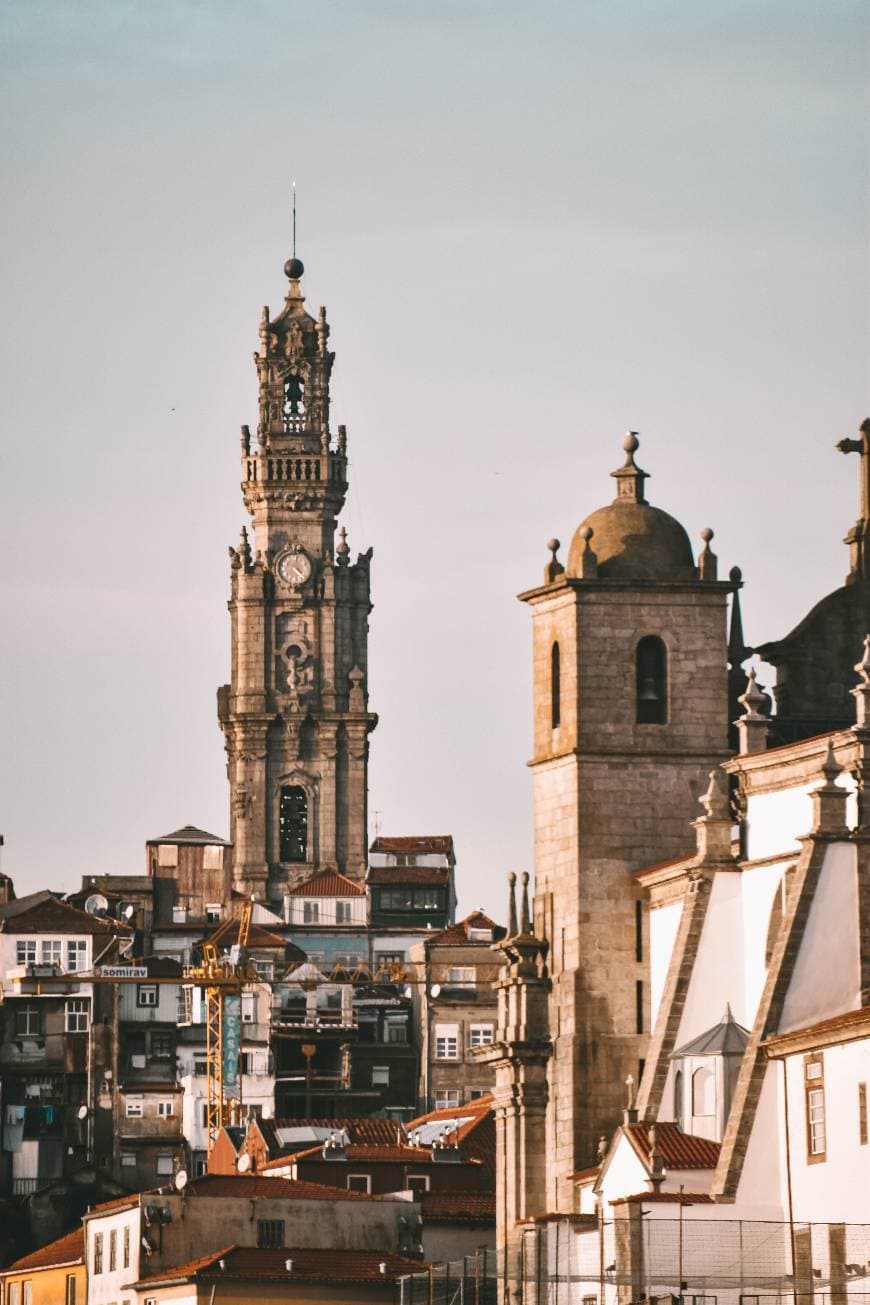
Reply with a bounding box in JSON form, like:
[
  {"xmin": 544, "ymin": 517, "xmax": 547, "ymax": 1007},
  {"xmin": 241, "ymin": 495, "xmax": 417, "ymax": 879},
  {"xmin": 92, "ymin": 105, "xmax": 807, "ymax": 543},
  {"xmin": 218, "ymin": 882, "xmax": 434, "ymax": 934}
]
[
  {"xmin": 222, "ymin": 993, "xmax": 241, "ymax": 1090},
  {"xmin": 99, "ymin": 967, "xmax": 149, "ymax": 979}
]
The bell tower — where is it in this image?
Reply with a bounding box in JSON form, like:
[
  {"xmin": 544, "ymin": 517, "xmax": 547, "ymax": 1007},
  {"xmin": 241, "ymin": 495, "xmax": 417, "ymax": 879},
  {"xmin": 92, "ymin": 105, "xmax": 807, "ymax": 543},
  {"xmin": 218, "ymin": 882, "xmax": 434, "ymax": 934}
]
[
  {"xmin": 519, "ymin": 432, "xmax": 736, "ymax": 1210},
  {"xmin": 218, "ymin": 251, "xmax": 377, "ymax": 904}
]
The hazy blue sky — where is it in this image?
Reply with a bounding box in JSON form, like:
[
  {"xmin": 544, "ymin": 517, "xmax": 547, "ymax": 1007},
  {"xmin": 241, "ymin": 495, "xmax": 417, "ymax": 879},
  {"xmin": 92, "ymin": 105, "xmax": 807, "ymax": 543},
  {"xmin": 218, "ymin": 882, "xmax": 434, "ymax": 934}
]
[{"xmin": 1, "ymin": 0, "xmax": 868, "ymax": 919}]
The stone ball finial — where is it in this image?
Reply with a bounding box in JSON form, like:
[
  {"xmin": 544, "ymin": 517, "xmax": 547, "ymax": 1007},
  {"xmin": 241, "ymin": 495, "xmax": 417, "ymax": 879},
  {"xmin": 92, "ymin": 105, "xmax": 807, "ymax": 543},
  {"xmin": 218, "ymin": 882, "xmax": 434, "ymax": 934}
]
[
  {"xmin": 578, "ymin": 526, "xmax": 593, "ymax": 542},
  {"xmin": 730, "ymin": 565, "xmax": 742, "ymax": 583},
  {"xmin": 284, "ymin": 256, "xmax": 305, "ymax": 280},
  {"xmin": 623, "ymin": 431, "xmax": 640, "ymax": 455},
  {"xmin": 547, "ymin": 538, "xmax": 560, "ymax": 556},
  {"xmin": 700, "ymin": 527, "xmax": 714, "ymax": 543},
  {"xmin": 508, "ymin": 871, "xmax": 516, "ymax": 886}
]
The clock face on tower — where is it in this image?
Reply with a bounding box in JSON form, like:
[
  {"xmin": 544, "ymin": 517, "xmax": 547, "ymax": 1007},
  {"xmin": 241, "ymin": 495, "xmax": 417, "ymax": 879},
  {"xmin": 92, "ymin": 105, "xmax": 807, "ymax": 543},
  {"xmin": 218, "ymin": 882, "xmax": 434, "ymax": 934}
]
[{"xmin": 277, "ymin": 549, "xmax": 313, "ymax": 587}]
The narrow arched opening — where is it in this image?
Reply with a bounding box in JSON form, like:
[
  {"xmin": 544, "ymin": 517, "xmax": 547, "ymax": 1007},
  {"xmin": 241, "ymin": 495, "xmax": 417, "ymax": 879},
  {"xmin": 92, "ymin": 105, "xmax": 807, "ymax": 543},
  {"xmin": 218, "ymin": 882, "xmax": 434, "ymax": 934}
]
[
  {"xmin": 636, "ymin": 635, "xmax": 668, "ymax": 724},
  {"xmin": 551, "ymin": 641, "xmax": 561, "ymax": 729},
  {"xmin": 279, "ymin": 785, "xmax": 308, "ymax": 862}
]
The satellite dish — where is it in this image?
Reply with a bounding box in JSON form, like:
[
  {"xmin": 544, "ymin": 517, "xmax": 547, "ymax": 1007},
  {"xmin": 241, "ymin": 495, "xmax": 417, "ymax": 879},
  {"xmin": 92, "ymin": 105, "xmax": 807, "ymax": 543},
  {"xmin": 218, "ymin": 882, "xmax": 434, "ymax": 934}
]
[
  {"xmin": 77, "ymin": 1105, "xmax": 89, "ymax": 1121},
  {"xmin": 236, "ymin": 1153, "xmax": 251, "ymax": 1173},
  {"xmin": 84, "ymin": 893, "xmax": 109, "ymax": 915},
  {"xmin": 123, "ymin": 904, "xmax": 136, "ymax": 920},
  {"xmin": 174, "ymin": 1168, "xmax": 188, "ymax": 1191},
  {"xmin": 430, "ymin": 984, "xmax": 441, "ymax": 998}
]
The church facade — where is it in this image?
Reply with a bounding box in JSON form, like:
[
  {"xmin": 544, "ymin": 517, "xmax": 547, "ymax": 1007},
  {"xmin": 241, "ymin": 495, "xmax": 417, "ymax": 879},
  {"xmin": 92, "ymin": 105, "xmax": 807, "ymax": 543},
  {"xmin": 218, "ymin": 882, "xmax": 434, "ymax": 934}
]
[{"xmin": 217, "ymin": 254, "xmax": 377, "ymax": 905}]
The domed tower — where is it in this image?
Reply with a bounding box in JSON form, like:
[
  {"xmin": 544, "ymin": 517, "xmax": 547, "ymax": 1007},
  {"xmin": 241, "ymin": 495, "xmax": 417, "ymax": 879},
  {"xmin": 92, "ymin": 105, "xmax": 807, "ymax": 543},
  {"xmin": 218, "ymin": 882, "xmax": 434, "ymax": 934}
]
[
  {"xmin": 217, "ymin": 253, "xmax": 377, "ymax": 904},
  {"xmin": 519, "ymin": 432, "xmax": 737, "ymax": 1207}
]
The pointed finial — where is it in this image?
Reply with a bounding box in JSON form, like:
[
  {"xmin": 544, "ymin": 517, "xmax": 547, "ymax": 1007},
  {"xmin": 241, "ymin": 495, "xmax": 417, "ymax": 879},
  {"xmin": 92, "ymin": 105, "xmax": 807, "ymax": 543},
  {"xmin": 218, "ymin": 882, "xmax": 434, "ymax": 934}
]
[
  {"xmin": 507, "ymin": 872, "xmax": 518, "ymax": 937},
  {"xmin": 337, "ymin": 526, "xmax": 350, "ymax": 560},
  {"xmin": 698, "ymin": 768, "xmax": 730, "ymax": 821},
  {"xmin": 821, "ymin": 737, "xmax": 844, "ymax": 785},
  {"xmin": 545, "ymin": 538, "xmax": 564, "ymax": 584},
  {"xmin": 576, "ymin": 526, "xmax": 598, "ymax": 579},
  {"xmin": 723, "ymin": 1002, "xmax": 734, "ymax": 1023},
  {"xmin": 611, "ymin": 431, "xmax": 648, "ymax": 505},
  {"xmin": 697, "ymin": 527, "xmax": 717, "ymax": 581},
  {"xmin": 727, "ymin": 568, "xmax": 749, "ymax": 664},
  {"xmin": 855, "ymin": 634, "xmax": 870, "ymax": 686},
  {"xmin": 519, "ymin": 871, "xmax": 531, "ymax": 934},
  {"xmin": 735, "ymin": 668, "xmax": 769, "ymax": 755}
]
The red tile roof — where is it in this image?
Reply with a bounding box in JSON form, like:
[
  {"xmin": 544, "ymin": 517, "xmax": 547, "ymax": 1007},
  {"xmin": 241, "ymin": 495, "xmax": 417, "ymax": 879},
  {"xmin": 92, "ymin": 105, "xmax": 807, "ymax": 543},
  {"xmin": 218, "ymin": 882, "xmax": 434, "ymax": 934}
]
[
  {"xmin": 0, "ymin": 897, "xmax": 133, "ymax": 936},
  {"xmin": 370, "ymin": 836, "xmax": 454, "ymax": 855},
  {"xmin": 625, "ymin": 1123, "xmax": 721, "ymax": 1171},
  {"xmin": 84, "ymin": 1192, "xmax": 143, "ymax": 1217},
  {"xmin": 421, "ymin": 1192, "xmax": 495, "ymax": 1224},
  {"xmin": 290, "ymin": 1143, "xmax": 481, "ymax": 1166},
  {"xmin": 255, "ymin": 1117, "xmax": 401, "ymax": 1155},
  {"xmin": 427, "ymin": 911, "xmax": 505, "ymax": 946},
  {"xmin": 5, "ymin": 1228, "xmax": 84, "ymax": 1271},
  {"xmin": 288, "ymin": 870, "xmax": 365, "ymax": 897},
  {"xmin": 407, "ymin": 1098, "xmax": 495, "ymax": 1175},
  {"xmin": 184, "ymin": 1173, "xmax": 387, "ymax": 1201},
  {"xmin": 368, "ymin": 865, "xmax": 451, "ymax": 885},
  {"xmin": 136, "ymin": 1245, "xmax": 428, "ymax": 1286}
]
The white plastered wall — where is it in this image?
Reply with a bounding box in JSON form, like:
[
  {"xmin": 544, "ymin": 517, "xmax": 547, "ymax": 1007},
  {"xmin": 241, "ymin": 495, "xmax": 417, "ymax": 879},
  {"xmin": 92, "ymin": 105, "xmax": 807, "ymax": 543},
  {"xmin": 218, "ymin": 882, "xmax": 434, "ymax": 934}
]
[{"xmin": 649, "ymin": 900, "xmax": 682, "ymax": 1029}]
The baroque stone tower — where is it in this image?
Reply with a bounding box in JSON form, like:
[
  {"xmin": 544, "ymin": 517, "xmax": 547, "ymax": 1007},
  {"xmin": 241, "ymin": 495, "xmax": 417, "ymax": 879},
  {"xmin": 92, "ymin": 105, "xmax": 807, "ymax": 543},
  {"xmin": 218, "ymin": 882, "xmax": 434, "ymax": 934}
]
[
  {"xmin": 519, "ymin": 432, "xmax": 736, "ymax": 1210},
  {"xmin": 217, "ymin": 252, "xmax": 376, "ymax": 905}
]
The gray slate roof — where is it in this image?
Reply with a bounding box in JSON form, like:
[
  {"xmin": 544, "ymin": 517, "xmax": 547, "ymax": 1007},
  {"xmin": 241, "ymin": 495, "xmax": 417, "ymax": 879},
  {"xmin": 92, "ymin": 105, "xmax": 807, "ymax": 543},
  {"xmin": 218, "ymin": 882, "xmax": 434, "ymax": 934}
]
[{"xmin": 671, "ymin": 1005, "xmax": 750, "ymax": 1058}]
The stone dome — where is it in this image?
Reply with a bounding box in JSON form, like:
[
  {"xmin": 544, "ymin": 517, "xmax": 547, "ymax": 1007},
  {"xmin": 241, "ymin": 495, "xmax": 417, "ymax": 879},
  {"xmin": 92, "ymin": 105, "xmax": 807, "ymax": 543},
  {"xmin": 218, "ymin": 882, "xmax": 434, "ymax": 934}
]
[{"xmin": 565, "ymin": 432, "xmax": 696, "ymax": 581}]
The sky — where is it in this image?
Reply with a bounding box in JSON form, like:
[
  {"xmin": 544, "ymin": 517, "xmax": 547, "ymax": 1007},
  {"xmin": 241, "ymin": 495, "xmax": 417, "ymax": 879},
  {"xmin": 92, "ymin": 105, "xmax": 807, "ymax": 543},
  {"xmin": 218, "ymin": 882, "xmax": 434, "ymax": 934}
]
[{"xmin": 1, "ymin": 0, "xmax": 868, "ymax": 920}]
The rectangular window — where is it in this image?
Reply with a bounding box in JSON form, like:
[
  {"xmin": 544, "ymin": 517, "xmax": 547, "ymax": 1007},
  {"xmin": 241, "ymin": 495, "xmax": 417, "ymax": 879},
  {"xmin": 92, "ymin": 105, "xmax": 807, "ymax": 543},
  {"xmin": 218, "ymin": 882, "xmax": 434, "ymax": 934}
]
[
  {"xmin": 347, "ymin": 1174, "xmax": 371, "ymax": 1193},
  {"xmin": 156, "ymin": 1154, "xmax": 173, "ymax": 1175},
  {"xmin": 93, "ymin": 1232, "xmax": 103, "ymax": 1275},
  {"xmin": 15, "ymin": 1005, "xmax": 41, "ymax": 1037},
  {"xmin": 375, "ymin": 951, "xmax": 404, "ymax": 967},
  {"xmin": 109, "ymin": 1229, "xmax": 117, "ymax": 1272},
  {"xmin": 635, "ymin": 900, "xmax": 643, "ymax": 963},
  {"xmin": 241, "ymin": 993, "xmax": 256, "ymax": 1023},
  {"xmin": 257, "ymin": 1219, "xmax": 285, "ymax": 1248},
  {"xmin": 447, "ymin": 966, "xmax": 475, "ymax": 985},
  {"xmin": 279, "ymin": 785, "xmax": 308, "ymax": 862},
  {"xmin": 125, "ymin": 1099, "xmax": 143, "ymax": 1118},
  {"xmin": 157, "ymin": 843, "xmax": 178, "ymax": 866},
  {"xmin": 40, "ymin": 940, "xmax": 62, "ymax": 965},
  {"xmin": 16, "ymin": 940, "xmax": 36, "ymax": 966},
  {"xmin": 9, "ymin": 1283, "xmax": 20, "ymax": 1305},
  {"xmin": 172, "ymin": 906, "xmax": 187, "ymax": 923},
  {"xmin": 805, "ymin": 1054, "xmax": 826, "ymax": 1161},
  {"xmin": 435, "ymin": 1089, "xmax": 460, "ymax": 1110},
  {"xmin": 386, "ymin": 1019, "xmax": 408, "ymax": 1044},
  {"xmin": 22, "ymin": 1285, "xmax": 31, "ymax": 1305},
  {"xmin": 66, "ymin": 940, "xmax": 87, "ymax": 972},
  {"xmin": 253, "ymin": 959, "xmax": 274, "ymax": 981},
  {"xmin": 303, "ymin": 901, "xmax": 320, "ymax": 924},
  {"xmin": 202, "ymin": 845, "xmax": 223, "ymax": 870},
  {"xmin": 469, "ymin": 1088, "xmax": 487, "ymax": 1100},
  {"xmin": 241, "ymin": 1051, "xmax": 258, "ymax": 1075},
  {"xmin": 469, "ymin": 1023, "xmax": 494, "ymax": 1048},
  {"xmin": 65, "ymin": 999, "xmax": 90, "ymax": 1033},
  {"xmin": 137, "ymin": 984, "xmax": 158, "ymax": 1007},
  {"xmin": 120, "ymin": 1152, "xmax": 136, "ymax": 1167},
  {"xmin": 635, "ymin": 979, "xmax": 644, "ymax": 1034},
  {"xmin": 435, "ymin": 1024, "xmax": 459, "ymax": 1059},
  {"xmin": 157, "ymin": 1100, "xmax": 174, "ymax": 1117},
  {"xmin": 150, "ymin": 1032, "xmax": 172, "ymax": 1060},
  {"xmin": 372, "ymin": 1065, "xmax": 390, "ymax": 1086},
  {"xmin": 193, "ymin": 1054, "xmax": 207, "ymax": 1077},
  {"xmin": 123, "ymin": 1224, "xmax": 130, "ymax": 1268},
  {"xmin": 860, "ymin": 1082, "xmax": 868, "ymax": 1146},
  {"xmin": 205, "ymin": 903, "xmax": 222, "ymax": 924},
  {"xmin": 66, "ymin": 1275, "xmax": 77, "ymax": 1305},
  {"xmin": 407, "ymin": 1174, "xmax": 430, "ymax": 1194},
  {"xmin": 336, "ymin": 900, "xmax": 352, "ymax": 923}
]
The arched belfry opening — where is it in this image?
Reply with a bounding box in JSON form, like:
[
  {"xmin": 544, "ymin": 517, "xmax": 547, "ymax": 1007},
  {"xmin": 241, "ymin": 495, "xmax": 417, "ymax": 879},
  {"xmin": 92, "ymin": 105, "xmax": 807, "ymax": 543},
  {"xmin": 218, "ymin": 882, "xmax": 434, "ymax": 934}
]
[
  {"xmin": 636, "ymin": 635, "xmax": 667, "ymax": 724},
  {"xmin": 279, "ymin": 785, "xmax": 308, "ymax": 863}
]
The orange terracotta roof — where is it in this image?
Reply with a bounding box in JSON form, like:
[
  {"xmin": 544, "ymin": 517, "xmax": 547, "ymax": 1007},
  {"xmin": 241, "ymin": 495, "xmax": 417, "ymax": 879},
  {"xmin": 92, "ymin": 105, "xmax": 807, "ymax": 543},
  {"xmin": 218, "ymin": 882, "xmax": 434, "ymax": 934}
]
[
  {"xmin": 184, "ymin": 1173, "xmax": 387, "ymax": 1201},
  {"xmin": 610, "ymin": 1191, "xmax": 715, "ymax": 1205},
  {"xmin": 765, "ymin": 1004, "xmax": 870, "ymax": 1053},
  {"xmin": 288, "ymin": 870, "xmax": 365, "ymax": 897},
  {"xmin": 370, "ymin": 836, "xmax": 454, "ymax": 854},
  {"xmin": 421, "ymin": 1192, "xmax": 495, "ymax": 1224},
  {"xmin": 255, "ymin": 1117, "xmax": 400, "ymax": 1156},
  {"xmin": 85, "ymin": 1192, "xmax": 143, "ymax": 1217},
  {"xmin": 0, "ymin": 896, "xmax": 133, "ymax": 935},
  {"xmin": 136, "ymin": 1245, "xmax": 428, "ymax": 1286},
  {"xmin": 291, "ymin": 1143, "xmax": 481, "ymax": 1166},
  {"xmin": 368, "ymin": 865, "xmax": 450, "ymax": 885},
  {"xmin": 625, "ymin": 1123, "xmax": 720, "ymax": 1171},
  {"xmin": 5, "ymin": 1228, "xmax": 84, "ymax": 1272},
  {"xmin": 427, "ymin": 911, "xmax": 505, "ymax": 946},
  {"xmin": 406, "ymin": 1097, "xmax": 495, "ymax": 1175}
]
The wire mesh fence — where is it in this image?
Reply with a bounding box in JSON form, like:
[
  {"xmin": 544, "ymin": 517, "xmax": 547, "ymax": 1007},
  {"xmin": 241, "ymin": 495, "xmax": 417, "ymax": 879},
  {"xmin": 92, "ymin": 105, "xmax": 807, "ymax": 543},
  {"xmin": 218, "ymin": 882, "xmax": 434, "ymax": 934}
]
[{"xmin": 398, "ymin": 1248, "xmax": 499, "ymax": 1305}]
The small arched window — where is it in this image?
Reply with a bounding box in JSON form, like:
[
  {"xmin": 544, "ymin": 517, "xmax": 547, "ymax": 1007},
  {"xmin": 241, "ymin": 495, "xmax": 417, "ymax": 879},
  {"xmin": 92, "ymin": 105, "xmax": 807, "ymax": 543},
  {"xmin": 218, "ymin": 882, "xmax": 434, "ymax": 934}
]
[
  {"xmin": 551, "ymin": 642, "xmax": 561, "ymax": 729},
  {"xmin": 279, "ymin": 785, "xmax": 308, "ymax": 862},
  {"xmin": 636, "ymin": 636, "xmax": 667, "ymax": 724},
  {"xmin": 692, "ymin": 1065, "xmax": 715, "ymax": 1117},
  {"xmin": 674, "ymin": 1069, "xmax": 683, "ymax": 1127}
]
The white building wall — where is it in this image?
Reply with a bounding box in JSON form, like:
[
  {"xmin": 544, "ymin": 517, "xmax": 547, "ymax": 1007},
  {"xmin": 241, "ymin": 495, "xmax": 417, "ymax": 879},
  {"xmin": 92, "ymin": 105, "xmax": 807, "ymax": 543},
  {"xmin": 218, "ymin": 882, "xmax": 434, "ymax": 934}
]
[
  {"xmin": 649, "ymin": 900, "xmax": 682, "ymax": 1029},
  {"xmin": 740, "ymin": 860, "xmax": 789, "ymax": 1024},
  {"xmin": 672, "ymin": 874, "xmax": 746, "ymax": 1045},
  {"xmin": 86, "ymin": 1206, "xmax": 142, "ymax": 1305},
  {"xmin": 778, "ymin": 841, "xmax": 860, "ymax": 1034}
]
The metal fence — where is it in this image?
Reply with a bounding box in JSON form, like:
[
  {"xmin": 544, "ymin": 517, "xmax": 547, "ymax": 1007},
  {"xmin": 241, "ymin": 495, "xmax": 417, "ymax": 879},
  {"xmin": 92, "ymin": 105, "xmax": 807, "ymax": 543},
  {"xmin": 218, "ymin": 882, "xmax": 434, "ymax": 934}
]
[{"xmin": 398, "ymin": 1249, "xmax": 499, "ymax": 1305}]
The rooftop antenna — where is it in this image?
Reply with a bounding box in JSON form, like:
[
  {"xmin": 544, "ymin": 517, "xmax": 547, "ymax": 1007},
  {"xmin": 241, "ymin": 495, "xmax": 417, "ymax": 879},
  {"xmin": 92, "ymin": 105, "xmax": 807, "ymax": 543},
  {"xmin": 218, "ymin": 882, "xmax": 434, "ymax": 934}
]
[{"xmin": 292, "ymin": 180, "xmax": 297, "ymax": 259}]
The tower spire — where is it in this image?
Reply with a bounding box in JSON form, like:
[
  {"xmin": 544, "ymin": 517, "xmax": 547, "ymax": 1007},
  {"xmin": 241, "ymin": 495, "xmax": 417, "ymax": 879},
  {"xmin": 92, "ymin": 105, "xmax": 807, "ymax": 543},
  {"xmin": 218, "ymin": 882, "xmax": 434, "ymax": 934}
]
[
  {"xmin": 292, "ymin": 180, "xmax": 297, "ymax": 259},
  {"xmin": 836, "ymin": 418, "xmax": 870, "ymax": 582}
]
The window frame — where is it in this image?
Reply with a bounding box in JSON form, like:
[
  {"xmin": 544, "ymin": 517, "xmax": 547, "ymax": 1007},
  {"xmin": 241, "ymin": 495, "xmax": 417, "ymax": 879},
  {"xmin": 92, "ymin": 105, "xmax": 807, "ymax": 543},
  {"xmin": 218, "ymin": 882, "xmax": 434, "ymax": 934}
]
[
  {"xmin": 468, "ymin": 1023, "xmax": 494, "ymax": 1048},
  {"xmin": 136, "ymin": 984, "xmax": 159, "ymax": 1008},
  {"xmin": 15, "ymin": 1004, "xmax": 42, "ymax": 1038},
  {"xmin": 347, "ymin": 1173, "xmax": 372, "ymax": 1194},
  {"xmin": 804, "ymin": 1054, "xmax": 827, "ymax": 1163},
  {"xmin": 407, "ymin": 1173, "xmax": 430, "ymax": 1194},
  {"xmin": 279, "ymin": 784, "xmax": 308, "ymax": 863},
  {"xmin": 65, "ymin": 998, "xmax": 90, "ymax": 1034},
  {"xmin": 257, "ymin": 1218, "xmax": 286, "ymax": 1249},
  {"xmin": 434, "ymin": 1024, "xmax": 460, "ymax": 1060},
  {"xmin": 93, "ymin": 1232, "xmax": 103, "ymax": 1276},
  {"xmin": 155, "ymin": 1153, "xmax": 174, "ymax": 1176},
  {"xmin": 125, "ymin": 1099, "xmax": 144, "ymax": 1119},
  {"xmin": 16, "ymin": 940, "xmax": 36, "ymax": 966},
  {"xmin": 434, "ymin": 1089, "xmax": 461, "ymax": 1110}
]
